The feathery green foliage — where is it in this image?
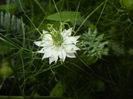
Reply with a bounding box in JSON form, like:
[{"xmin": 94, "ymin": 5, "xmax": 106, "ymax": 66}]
[
  {"xmin": 0, "ymin": 12, "xmax": 25, "ymax": 34},
  {"xmin": 79, "ymin": 24, "xmax": 109, "ymax": 59}
]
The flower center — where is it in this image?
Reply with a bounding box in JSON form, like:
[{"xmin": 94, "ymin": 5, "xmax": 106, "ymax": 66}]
[
  {"xmin": 47, "ymin": 24, "xmax": 63, "ymax": 46},
  {"xmin": 52, "ymin": 32, "xmax": 63, "ymax": 46}
]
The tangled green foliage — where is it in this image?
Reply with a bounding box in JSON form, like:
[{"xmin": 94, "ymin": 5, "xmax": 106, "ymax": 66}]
[{"xmin": 79, "ymin": 24, "xmax": 108, "ymax": 59}]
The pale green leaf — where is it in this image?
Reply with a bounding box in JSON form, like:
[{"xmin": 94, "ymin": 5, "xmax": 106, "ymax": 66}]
[{"xmin": 46, "ymin": 11, "xmax": 82, "ymax": 22}]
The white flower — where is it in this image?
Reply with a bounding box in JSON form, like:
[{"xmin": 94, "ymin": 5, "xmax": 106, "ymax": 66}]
[{"xmin": 34, "ymin": 28, "xmax": 80, "ymax": 64}]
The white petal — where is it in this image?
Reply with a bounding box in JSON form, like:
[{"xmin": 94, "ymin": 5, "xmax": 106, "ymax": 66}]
[
  {"xmin": 66, "ymin": 53, "xmax": 76, "ymax": 58},
  {"xmin": 42, "ymin": 51, "xmax": 51, "ymax": 59},
  {"xmin": 34, "ymin": 39, "xmax": 53, "ymax": 47},
  {"xmin": 53, "ymin": 55, "xmax": 58, "ymax": 63},
  {"xmin": 34, "ymin": 41, "xmax": 44, "ymax": 47},
  {"xmin": 48, "ymin": 47, "xmax": 59, "ymax": 64},
  {"xmin": 37, "ymin": 45, "xmax": 52, "ymax": 53},
  {"xmin": 43, "ymin": 41, "xmax": 53, "ymax": 46},
  {"xmin": 43, "ymin": 34, "xmax": 52, "ymax": 41},
  {"xmin": 62, "ymin": 28, "xmax": 72, "ymax": 36},
  {"xmin": 59, "ymin": 50, "xmax": 66, "ymax": 62},
  {"xmin": 63, "ymin": 36, "xmax": 80, "ymax": 44},
  {"xmin": 42, "ymin": 30, "xmax": 48, "ymax": 34},
  {"xmin": 49, "ymin": 57, "xmax": 55, "ymax": 64},
  {"xmin": 37, "ymin": 49, "xmax": 45, "ymax": 53},
  {"xmin": 64, "ymin": 44, "xmax": 80, "ymax": 52}
]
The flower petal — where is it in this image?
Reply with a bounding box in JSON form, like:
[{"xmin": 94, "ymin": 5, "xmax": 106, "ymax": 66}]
[
  {"xmin": 42, "ymin": 50, "xmax": 52, "ymax": 59},
  {"xmin": 66, "ymin": 53, "xmax": 76, "ymax": 58},
  {"xmin": 42, "ymin": 30, "xmax": 48, "ymax": 34},
  {"xmin": 63, "ymin": 36, "xmax": 80, "ymax": 44},
  {"xmin": 59, "ymin": 50, "xmax": 66, "ymax": 62},
  {"xmin": 43, "ymin": 34, "xmax": 52, "ymax": 41},
  {"xmin": 64, "ymin": 44, "xmax": 80, "ymax": 53},
  {"xmin": 49, "ymin": 57, "xmax": 55, "ymax": 64},
  {"xmin": 34, "ymin": 41, "xmax": 45, "ymax": 47},
  {"xmin": 62, "ymin": 28, "xmax": 72, "ymax": 36}
]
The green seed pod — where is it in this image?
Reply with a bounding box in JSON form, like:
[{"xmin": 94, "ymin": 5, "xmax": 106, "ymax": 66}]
[
  {"xmin": 0, "ymin": 60, "xmax": 13, "ymax": 78},
  {"xmin": 120, "ymin": 0, "xmax": 133, "ymax": 10}
]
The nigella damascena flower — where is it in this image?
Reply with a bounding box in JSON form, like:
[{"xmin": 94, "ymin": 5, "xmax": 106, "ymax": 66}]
[{"xmin": 34, "ymin": 24, "xmax": 80, "ymax": 64}]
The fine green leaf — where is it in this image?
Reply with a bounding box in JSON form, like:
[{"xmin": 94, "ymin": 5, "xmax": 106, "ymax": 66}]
[{"xmin": 46, "ymin": 11, "xmax": 82, "ymax": 22}]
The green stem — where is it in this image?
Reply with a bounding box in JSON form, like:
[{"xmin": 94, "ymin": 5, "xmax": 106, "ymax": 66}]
[
  {"xmin": 75, "ymin": 2, "xmax": 104, "ymax": 35},
  {"xmin": 19, "ymin": 0, "xmax": 41, "ymax": 35},
  {"xmin": 96, "ymin": 0, "xmax": 108, "ymax": 25},
  {"xmin": 34, "ymin": 0, "xmax": 45, "ymax": 15}
]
